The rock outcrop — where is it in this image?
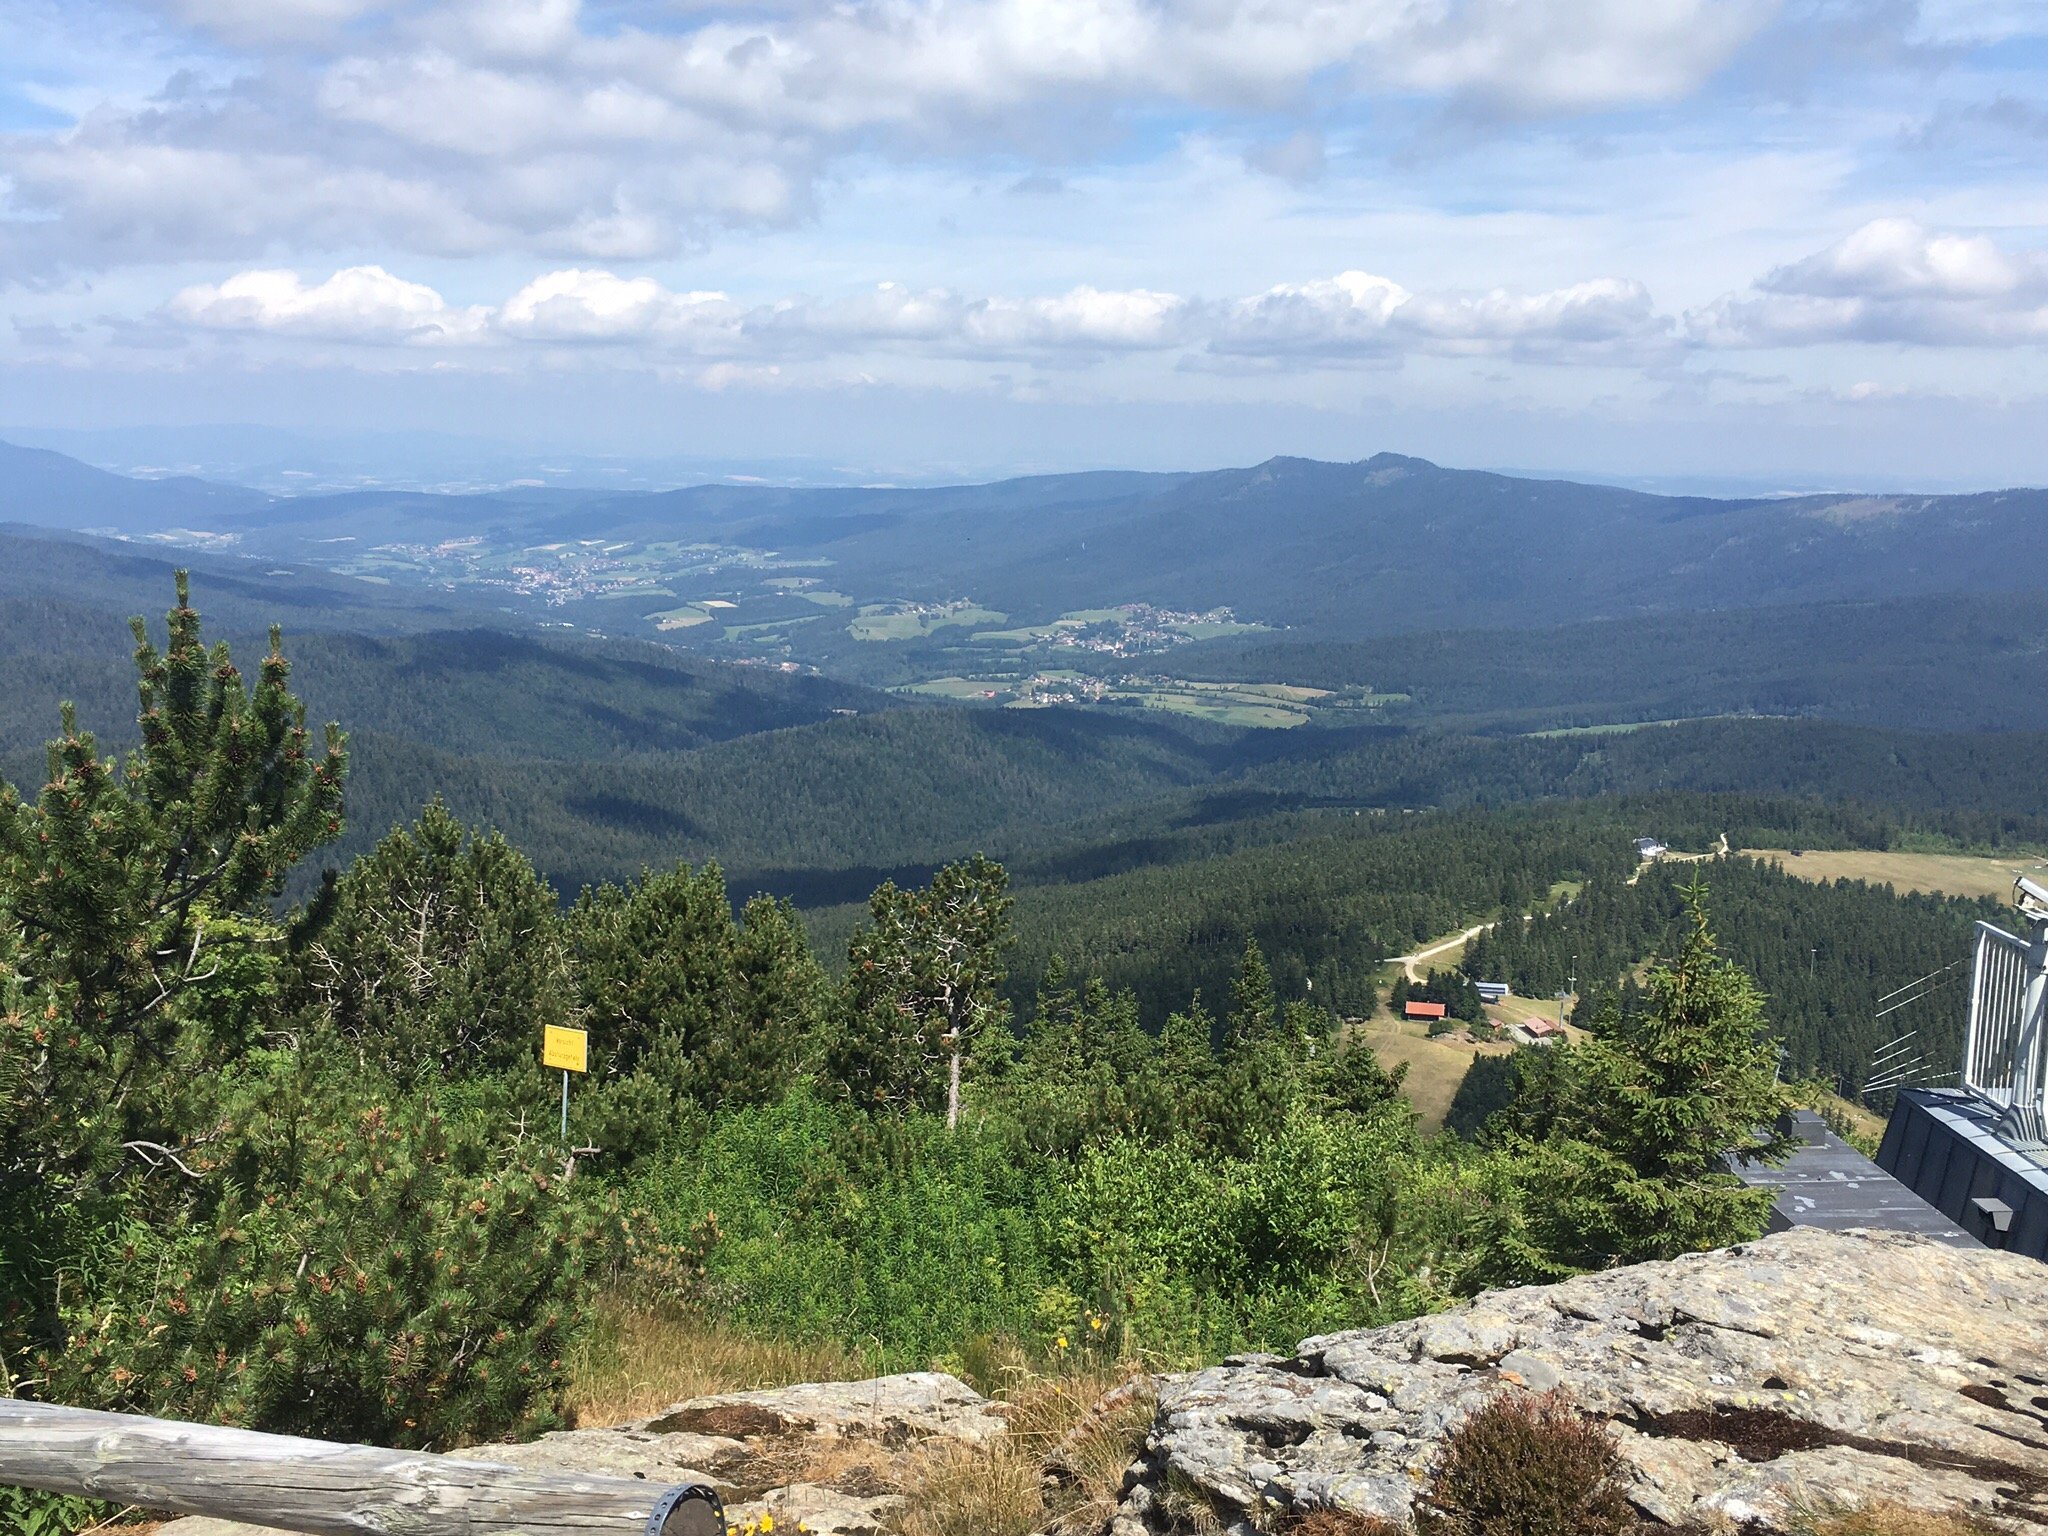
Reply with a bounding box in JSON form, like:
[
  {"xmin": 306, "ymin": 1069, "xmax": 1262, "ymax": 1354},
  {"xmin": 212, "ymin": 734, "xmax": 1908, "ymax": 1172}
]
[
  {"xmin": 155, "ymin": 1371, "xmax": 1006, "ymax": 1536},
  {"xmin": 1112, "ymin": 1228, "xmax": 2048, "ymax": 1533}
]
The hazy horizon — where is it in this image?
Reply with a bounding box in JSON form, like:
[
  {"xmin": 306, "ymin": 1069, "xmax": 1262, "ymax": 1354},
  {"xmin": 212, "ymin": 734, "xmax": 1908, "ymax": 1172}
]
[{"xmin": 3, "ymin": 420, "xmax": 2032, "ymax": 502}]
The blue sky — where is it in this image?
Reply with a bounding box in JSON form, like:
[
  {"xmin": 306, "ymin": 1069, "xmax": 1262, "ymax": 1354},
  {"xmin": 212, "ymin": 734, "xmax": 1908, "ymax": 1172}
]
[{"xmin": 2, "ymin": 0, "xmax": 2046, "ymax": 486}]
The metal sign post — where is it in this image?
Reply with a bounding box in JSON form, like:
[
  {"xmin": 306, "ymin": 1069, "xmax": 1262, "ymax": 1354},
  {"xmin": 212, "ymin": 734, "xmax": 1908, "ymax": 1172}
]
[{"xmin": 542, "ymin": 1025, "xmax": 589, "ymax": 1141}]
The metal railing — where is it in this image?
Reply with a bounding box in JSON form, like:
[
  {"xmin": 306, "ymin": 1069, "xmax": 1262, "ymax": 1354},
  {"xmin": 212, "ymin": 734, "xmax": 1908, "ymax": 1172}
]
[{"xmin": 1964, "ymin": 918, "xmax": 2048, "ymax": 1146}]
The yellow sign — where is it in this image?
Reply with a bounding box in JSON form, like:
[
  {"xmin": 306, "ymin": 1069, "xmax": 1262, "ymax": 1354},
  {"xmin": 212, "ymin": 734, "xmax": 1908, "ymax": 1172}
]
[{"xmin": 543, "ymin": 1025, "xmax": 588, "ymax": 1074}]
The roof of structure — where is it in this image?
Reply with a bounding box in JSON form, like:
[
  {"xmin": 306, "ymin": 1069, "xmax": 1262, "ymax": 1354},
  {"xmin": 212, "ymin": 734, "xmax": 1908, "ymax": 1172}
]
[{"xmin": 1733, "ymin": 1110, "xmax": 1978, "ymax": 1248}]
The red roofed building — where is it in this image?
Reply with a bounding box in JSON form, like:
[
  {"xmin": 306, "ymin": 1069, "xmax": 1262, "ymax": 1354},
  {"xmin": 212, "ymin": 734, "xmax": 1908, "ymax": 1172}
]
[{"xmin": 1404, "ymin": 1000, "xmax": 1447, "ymax": 1021}]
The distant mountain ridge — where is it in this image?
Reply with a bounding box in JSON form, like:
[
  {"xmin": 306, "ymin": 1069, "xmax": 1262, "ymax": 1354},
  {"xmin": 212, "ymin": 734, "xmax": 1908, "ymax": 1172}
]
[
  {"xmin": 0, "ymin": 440, "xmax": 272, "ymax": 531},
  {"xmin": 6, "ymin": 438, "xmax": 2046, "ymax": 643}
]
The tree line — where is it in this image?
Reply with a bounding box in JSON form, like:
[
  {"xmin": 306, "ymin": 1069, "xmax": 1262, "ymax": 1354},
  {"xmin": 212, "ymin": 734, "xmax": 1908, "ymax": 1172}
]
[{"xmin": 1462, "ymin": 854, "xmax": 2002, "ymax": 1089}]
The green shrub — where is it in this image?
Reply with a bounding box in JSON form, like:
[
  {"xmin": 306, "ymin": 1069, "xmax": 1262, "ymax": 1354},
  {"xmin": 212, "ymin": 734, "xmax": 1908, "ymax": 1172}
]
[
  {"xmin": 1043, "ymin": 1106, "xmax": 1420, "ymax": 1361},
  {"xmin": 0, "ymin": 1489, "xmax": 115, "ymax": 1536},
  {"xmin": 1413, "ymin": 1390, "xmax": 1636, "ymax": 1536},
  {"xmin": 630, "ymin": 1089, "xmax": 1052, "ymax": 1364},
  {"xmin": 37, "ymin": 1053, "xmax": 635, "ymax": 1448}
]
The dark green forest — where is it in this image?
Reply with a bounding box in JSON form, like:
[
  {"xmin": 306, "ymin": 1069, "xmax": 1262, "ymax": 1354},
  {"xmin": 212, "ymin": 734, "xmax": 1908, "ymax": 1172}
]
[
  {"xmin": 1177, "ymin": 588, "xmax": 2048, "ymax": 735},
  {"xmin": 1462, "ymin": 855, "xmax": 2000, "ymax": 1092}
]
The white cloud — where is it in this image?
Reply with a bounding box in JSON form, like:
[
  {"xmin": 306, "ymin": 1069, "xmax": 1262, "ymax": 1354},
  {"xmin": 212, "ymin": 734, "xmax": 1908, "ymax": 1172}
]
[
  {"xmin": 1217, "ymin": 271, "xmax": 1665, "ymax": 359},
  {"xmin": 496, "ymin": 269, "xmax": 745, "ymax": 345},
  {"xmin": 166, "ymin": 265, "xmax": 488, "ymax": 342},
  {"xmin": 147, "ymin": 0, "xmax": 393, "ymax": 47},
  {"xmin": 148, "ymin": 260, "xmax": 1669, "ymax": 369},
  {"xmin": 965, "ymin": 286, "xmax": 1188, "ymax": 349},
  {"xmin": 1691, "ymin": 219, "xmax": 2048, "ymax": 347},
  {"xmin": 1, "ymin": 0, "xmax": 1779, "ymax": 272}
]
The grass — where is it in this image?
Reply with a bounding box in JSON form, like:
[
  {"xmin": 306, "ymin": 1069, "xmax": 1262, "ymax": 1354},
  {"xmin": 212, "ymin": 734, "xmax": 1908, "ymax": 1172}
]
[
  {"xmin": 1524, "ymin": 714, "xmax": 1776, "ymax": 738},
  {"xmin": 905, "ymin": 677, "xmax": 1011, "ymax": 700},
  {"xmin": 895, "ymin": 1366, "xmax": 1152, "ymax": 1536},
  {"xmin": 563, "ymin": 1301, "xmax": 881, "ymax": 1427},
  {"xmin": 1351, "ymin": 1013, "xmax": 1514, "ymax": 1134},
  {"xmin": 1133, "ymin": 697, "xmax": 1310, "ymax": 728},
  {"xmin": 564, "ymin": 1303, "xmax": 1150, "ymax": 1536},
  {"xmin": 647, "ymin": 605, "xmax": 715, "ymax": 630},
  {"xmin": 1744, "ymin": 848, "xmax": 2048, "ymax": 904},
  {"xmin": 1803, "ymin": 1508, "xmax": 2003, "ymax": 1535},
  {"xmin": 852, "ymin": 604, "xmax": 1008, "ymax": 641},
  {"xmin": 971, "ymin": 624, "xmax": 1065, "ymax": 645}
]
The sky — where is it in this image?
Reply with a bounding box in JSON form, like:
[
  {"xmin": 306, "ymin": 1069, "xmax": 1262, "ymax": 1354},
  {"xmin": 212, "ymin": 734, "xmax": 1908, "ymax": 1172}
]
[{"xmin": 2, "ymin": 0, "xmax": 2046, "ymax": 487}]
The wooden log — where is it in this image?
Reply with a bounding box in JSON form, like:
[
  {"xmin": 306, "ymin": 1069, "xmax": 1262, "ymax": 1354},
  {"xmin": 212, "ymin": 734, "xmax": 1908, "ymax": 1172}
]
[{"xmin": 0, "ymin": 1400, "xmax": 725, "ymax": 1536}]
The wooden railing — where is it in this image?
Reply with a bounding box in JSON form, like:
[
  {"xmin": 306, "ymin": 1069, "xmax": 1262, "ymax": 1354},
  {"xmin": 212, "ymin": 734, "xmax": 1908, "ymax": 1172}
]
[{"xmin": 0, "ymin": 1400, "xmax": 726, "ymax": 1536}]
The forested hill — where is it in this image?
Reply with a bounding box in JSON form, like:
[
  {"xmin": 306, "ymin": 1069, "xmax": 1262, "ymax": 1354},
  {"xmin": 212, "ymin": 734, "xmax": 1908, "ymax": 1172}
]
[
  {"xmin": 0, "ymin": 524, "xmax": 491, "ymax": 641},
  {"xmin": 2, "ymin": 619, "xmax": 896, "ymax": 768},
  {"xmin": 10, "ymin": 439, "xmax": 2048, "ymax": 645},
  {"xmin": 1174, "ymin": 589, "xmax": 2048, "ymax": 735},
  {"xmin": 1462, "ymin": 854, "xmax": 2002, "ymax": 1094},
  {"xmin": 0, "ymin": 440, "xmax": 269, "ymax": 531}
]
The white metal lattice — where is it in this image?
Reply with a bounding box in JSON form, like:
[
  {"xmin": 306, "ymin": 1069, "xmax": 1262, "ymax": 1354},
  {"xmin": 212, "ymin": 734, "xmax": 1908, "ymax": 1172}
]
[
  {"xmin": 1965, "ymin": 919, "xmax": 2048, "ymax": 1144},
  {"xmin": 1966, "ymin": 922, "xmax": 2029, "ymax": 1104}
]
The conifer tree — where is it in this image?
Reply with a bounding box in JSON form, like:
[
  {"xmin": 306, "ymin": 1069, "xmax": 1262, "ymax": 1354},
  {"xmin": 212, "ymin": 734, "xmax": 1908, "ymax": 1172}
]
[
  {"xmin": 1485, "ymin": 880, "xmax": 1791, "ymax": 1277},
  {"xmin": 831, "ymin": 854, "xmax": 1012, "ymax": 1124},
  {"xmin": 1224, "ymin": 936, "xmax": 1277, "ymax": 1055},
  {"xmin": 291, "ymin": 801, "xmax": 566, "ymax": 1080},
  {"xmin": 565, "ymin": 863, "xmax": 825, "ymax": 1107},
  {"xmin": 0, "ymin": 573, "xmax": 345, "ymax": 1186}
]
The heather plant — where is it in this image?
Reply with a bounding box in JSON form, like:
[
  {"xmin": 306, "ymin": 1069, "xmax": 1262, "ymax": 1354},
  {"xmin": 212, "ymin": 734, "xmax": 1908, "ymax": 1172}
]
[{"xmin": 1412, "ymin": 1390, "xmax": 1637, "ymax": 1536}]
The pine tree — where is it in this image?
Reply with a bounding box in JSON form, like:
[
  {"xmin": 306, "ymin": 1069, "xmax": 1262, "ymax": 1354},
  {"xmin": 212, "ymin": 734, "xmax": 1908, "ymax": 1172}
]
[
  {"xmin": 290, "ymin": 801, "xmax": 567, "ymax": 1081},
  {"xmin": 0, "ymin": 573, "xmax": 345, "ymax": 1186},
  {"xmin": 831, "ymin": 854, "xmax": 1013, "ymax": 1124},
  {"xmin": 1224, "ymin": 937, "xmax": 1277, "ymax": 1055},
  {"xmin": 564, "ymin": 863, "xmax": 825, "ymax": 1108}
]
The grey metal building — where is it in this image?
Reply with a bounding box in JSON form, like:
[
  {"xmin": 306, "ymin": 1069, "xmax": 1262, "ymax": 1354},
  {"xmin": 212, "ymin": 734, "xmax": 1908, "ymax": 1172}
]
[{"xmin": 1737, "ymin": 1109, "xmax": 1978, "ymax": 1247}]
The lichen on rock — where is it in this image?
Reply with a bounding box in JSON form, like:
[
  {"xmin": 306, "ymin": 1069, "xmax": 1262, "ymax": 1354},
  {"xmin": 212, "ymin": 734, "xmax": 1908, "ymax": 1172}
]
[{"xmin": 1109, "ymin": 1228, "xmax": 2048, "ymax": 1534}]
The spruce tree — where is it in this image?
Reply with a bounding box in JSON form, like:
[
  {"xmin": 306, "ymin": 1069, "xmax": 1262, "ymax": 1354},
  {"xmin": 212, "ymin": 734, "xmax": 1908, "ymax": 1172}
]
[
  {"xmin": 1487, "ymin": 879, "xmax": 1791, "ymax": 1276},
  {"xmin": 1224, "ymin": 936, "xmax": 1277, "ymax": 1054}
]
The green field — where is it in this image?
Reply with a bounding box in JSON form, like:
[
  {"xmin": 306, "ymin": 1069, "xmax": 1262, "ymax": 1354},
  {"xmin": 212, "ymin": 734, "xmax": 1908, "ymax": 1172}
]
[
  {"xmin": 723, "ymin": 617, "xmax": 822, "ymax": 641},
  {"xmin": 970, "ymin": 623, "xmax": 1068, "ymax": 644},
  {"xmin": 602, "ymin": 585, "xmax": 677, "ymax": 601},
  {"xmin": 1746, "ymin": 847, "xmax": 2048, "ymax": 903},
  {"xmin": 1108, "ymin": 678, "xmax": 1329, "ymax": 728},
  {"xmin": 849, "ymin": 603, "xmax": 1008, "ymax": 641},
  {"xmin": 1141, "ymin": 698, "xmax": 1309, "ymax": 727},
  {"xmin": 1527, "ymin": 713, "xmax": 1782, "ymax": 739},
  {"xmin": 905, "ymin": 677, "xmax": 1010, "ymax": 700},
  {"xmin": 647, "ymin": 604, "xmax": 716, "ymax": 630}
]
